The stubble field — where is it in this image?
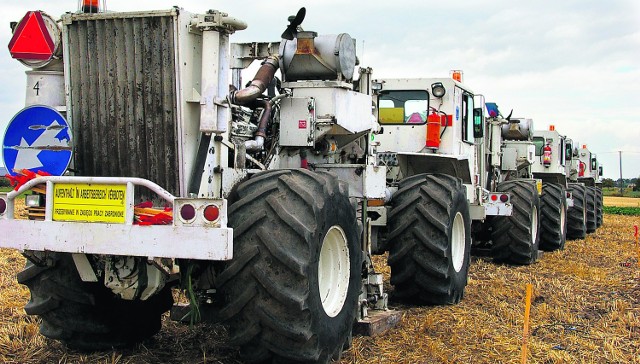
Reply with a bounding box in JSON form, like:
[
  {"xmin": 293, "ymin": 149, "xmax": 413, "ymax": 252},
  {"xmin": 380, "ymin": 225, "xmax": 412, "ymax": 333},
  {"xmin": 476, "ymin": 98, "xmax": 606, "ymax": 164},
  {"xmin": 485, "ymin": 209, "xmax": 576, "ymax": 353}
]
[{"xmin": 0, "ymin": 201, "xmax": 638, "ymax": 363}]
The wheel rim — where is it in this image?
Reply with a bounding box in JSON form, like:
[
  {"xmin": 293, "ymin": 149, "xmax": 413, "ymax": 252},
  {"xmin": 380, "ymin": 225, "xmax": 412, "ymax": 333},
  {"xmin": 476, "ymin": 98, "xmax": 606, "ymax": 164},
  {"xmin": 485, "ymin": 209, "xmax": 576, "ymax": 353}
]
[
  {"xmin": 531, "ymin": 206, "xmax": 538, "ymax": 244},
  {"xmin": 318, "ymin": 226, "xmax": 350, "ymax": 318},
  {"xmin": 451, "ymin": 212, "xmax": 466, "ymax": 272},
  {"xmin": 560, "ymin": 203, "xmax": 566, "ymax": 236}
]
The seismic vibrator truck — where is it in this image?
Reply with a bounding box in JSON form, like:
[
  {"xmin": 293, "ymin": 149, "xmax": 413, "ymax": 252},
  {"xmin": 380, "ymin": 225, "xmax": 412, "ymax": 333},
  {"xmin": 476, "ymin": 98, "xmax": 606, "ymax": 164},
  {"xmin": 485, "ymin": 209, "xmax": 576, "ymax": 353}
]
[
  {"xmin": 1, "ymin": 5, "xmax": 393, "ymax": 363},
  {"xmin": 530, "ymin": 125, "xmax": 571, "ymax": 250},
  {"xmin": 370, "ymin": 74, "xmax": 549, "ymax": 294},
  {"xmin": 475, "ymin": 101, "xmax": 543, "ymax": 264}
]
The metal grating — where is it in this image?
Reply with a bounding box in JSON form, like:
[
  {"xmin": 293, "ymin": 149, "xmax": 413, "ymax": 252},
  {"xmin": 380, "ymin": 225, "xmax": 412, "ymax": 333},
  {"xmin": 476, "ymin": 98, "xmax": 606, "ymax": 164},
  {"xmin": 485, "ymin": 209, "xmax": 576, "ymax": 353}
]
[{"xmin": 66, "ymin": 13, "xmax": 179, "ymax": 197}]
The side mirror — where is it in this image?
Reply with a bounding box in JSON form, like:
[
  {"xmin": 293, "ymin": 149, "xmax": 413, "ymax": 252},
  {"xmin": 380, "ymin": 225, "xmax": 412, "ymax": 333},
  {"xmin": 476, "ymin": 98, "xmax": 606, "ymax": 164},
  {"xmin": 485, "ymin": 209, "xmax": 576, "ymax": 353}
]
[{"xmin": 473, "ymin": 108, "xmax": 483, "ymax": 138}]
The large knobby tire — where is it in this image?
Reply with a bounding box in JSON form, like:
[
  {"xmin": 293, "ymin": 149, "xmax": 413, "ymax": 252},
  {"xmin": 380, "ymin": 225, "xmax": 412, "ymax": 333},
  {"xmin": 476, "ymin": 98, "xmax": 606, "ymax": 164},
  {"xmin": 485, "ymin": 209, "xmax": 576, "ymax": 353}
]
[
  {"xmin": 490, "ymin": 180, "xmax": 541, "ymax": 265},
  {"xmin": 539, "ymin": 183, "xmax": 567, "ymax": 251},
  {"xmin": 585, "ymin": 187, "xmax": 597, "ymax": 233},
  {"xmin": 387, "ymin": 173, "xmax": 471, "ymax": 305},
  {"xmin": 596, "ymin": 188, "xmax": 603, "ymax": 228},
  {"xmin": 567, "ymin": 183, "xmax": 587, "ymax": 240},
  {"xmin": 17, "ymin": 253, "xmax": 173, "ymax": 350},
  {"xmin": 217, "ymin": 169, "xmax": 361, "ymax": 363}
]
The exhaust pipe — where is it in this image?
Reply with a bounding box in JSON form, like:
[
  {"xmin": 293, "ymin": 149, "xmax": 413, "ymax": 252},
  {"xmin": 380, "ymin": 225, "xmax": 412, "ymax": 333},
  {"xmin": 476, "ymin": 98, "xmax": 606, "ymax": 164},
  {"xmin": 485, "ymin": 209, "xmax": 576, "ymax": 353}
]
[
  {"xmin": 232, "ymin": 56, "xmax": 279, "ymax": 105},
  {"xmin": 245, "ymin": 99, "xmax": 272, "ymax": 151}
]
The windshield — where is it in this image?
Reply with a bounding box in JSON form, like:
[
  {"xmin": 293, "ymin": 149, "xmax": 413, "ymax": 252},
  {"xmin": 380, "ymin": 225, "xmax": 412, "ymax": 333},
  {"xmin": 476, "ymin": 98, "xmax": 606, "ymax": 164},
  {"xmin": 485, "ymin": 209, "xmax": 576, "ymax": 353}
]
[
  {"xmin": 533, "ymin": 137, "xmax": 545, "ymax": 156},
  {"xmin": 378, "ymin": 90, "xmax": 429, "ymax": 125}
]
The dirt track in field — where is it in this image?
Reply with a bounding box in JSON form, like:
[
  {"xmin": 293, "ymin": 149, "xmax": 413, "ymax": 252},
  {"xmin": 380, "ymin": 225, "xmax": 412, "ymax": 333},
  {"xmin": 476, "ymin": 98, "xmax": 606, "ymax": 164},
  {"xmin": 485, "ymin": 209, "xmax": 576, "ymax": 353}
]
[{"xmin": 0, "ymin": 212, "xmax": 638, "ymax": 363}]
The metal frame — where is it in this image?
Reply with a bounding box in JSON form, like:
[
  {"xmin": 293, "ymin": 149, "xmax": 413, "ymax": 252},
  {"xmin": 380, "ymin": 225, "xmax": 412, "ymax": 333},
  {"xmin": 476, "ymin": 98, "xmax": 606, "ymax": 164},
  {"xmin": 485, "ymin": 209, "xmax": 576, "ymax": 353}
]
[{"xmin": 0, "ymin": 176, "xmax": 232, "ymax": 260}]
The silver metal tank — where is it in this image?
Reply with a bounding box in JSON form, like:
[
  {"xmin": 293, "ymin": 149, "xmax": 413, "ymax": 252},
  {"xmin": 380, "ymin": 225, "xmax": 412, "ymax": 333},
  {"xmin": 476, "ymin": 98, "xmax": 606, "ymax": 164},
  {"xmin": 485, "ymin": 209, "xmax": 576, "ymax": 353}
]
[
  {"xmin": 501, "ymin": 118, "xmax": 533, "ymax": 141},
  {"xmin": 279, "ymin": 31, "xmax": 356, "ymax": 82}
]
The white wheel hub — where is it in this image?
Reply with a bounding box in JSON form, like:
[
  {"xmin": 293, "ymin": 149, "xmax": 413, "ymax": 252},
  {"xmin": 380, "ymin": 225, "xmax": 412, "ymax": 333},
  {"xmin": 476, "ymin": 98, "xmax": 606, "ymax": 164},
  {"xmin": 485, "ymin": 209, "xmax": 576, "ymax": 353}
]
[
  {"xmin": 531, "ymin": 206, "xmax": 538, "ymax": 243},
  {"xmin": 318, "ymin": 226, "xmax": 350, "ymax": 317},
  {"xmin": 451, "ymin": 212, "xmax": 466, "ymax": 272}
]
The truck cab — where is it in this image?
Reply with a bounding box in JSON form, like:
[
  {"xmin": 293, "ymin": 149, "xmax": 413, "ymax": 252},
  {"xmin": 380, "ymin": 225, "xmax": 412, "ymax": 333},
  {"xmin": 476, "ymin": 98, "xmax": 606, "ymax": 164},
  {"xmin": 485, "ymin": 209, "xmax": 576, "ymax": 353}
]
[{"xmin": 373, "ymin": 77, "xmax": 481, "ymax": 208}]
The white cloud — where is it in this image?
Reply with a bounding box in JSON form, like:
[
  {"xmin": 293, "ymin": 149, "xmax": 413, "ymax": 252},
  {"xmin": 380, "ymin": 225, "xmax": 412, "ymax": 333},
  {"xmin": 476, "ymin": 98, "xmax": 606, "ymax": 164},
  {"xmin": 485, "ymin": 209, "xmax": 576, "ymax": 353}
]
[{"xmin": 0, "ymin": 0, "xmax": 639, "ymax": 179}]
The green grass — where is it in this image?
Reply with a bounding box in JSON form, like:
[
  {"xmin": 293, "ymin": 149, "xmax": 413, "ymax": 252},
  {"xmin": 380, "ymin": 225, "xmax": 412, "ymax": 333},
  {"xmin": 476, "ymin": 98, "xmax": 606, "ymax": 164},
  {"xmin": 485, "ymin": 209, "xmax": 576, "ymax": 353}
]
[
  {"xmin": 603, "ymin": 206, "xmax": 640, "ymax": 216},
  {"xmin": 0, "ymin": 186, "xmax": 31, "ymax": 199},
  {"xmin": 602, "ymin": 187, "xmax": 640, "ymax": 198}
]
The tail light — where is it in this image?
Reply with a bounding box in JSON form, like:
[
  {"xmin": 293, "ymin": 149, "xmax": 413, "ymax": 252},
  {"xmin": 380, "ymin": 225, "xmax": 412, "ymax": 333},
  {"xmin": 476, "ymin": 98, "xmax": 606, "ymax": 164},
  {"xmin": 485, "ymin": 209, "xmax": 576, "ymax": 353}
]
[
  {"xmin": 489, "ymin": 193, "xmax": 509, "ymax": 203},
  {"xmin": 203, "ymin": 205, "xmax": 220, "ymax": 222},
  {"xmin": 179, "ymin": 204, "xmax": 196, "ymax": 222},
  {"xmin": 174, "ymin": 198, "xmax": 226, "ymax": 227},
  {"xmin": 0, "ymin": 197, "xmax": 7, "ymax": 215}
]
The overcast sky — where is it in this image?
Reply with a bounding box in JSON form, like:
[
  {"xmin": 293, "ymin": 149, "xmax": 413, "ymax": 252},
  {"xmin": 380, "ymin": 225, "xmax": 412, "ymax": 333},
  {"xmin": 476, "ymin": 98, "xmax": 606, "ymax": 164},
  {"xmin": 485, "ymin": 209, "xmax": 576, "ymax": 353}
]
[{"xmin": 1, "ymin": 0, "xmax": 638, "ymax": 179}]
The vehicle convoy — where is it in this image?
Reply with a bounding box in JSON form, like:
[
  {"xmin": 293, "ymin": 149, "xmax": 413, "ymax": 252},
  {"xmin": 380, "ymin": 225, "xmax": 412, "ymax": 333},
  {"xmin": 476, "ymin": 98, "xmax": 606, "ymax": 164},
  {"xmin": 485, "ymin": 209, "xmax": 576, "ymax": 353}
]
[{"xmin": 1, "ymin": 4, "xmax": 392, "ymax": 363}]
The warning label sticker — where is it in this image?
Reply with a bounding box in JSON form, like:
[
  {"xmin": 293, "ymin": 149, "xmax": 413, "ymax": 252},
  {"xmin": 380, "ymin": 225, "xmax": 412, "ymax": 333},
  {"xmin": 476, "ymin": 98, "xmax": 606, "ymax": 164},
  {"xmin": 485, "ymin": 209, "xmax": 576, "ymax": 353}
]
[{"xmin": 53, "ymin": 183, "xmax": 127, "ymax": 223}]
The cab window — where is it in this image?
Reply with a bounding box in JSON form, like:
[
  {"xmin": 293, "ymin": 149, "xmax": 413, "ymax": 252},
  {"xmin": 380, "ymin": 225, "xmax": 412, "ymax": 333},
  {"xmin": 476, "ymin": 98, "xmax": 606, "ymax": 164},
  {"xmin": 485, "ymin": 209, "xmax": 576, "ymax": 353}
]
[
  {"xmin": 462, "ymin": 93, "xmax": 474, "ymax": 142},
  {"xmin": 378, "ymin": 90, "xmax": 429, "ymax": 125},
  {"xmin": 533, "ymin": 137, "xmax": 545, "ymax": 156}
]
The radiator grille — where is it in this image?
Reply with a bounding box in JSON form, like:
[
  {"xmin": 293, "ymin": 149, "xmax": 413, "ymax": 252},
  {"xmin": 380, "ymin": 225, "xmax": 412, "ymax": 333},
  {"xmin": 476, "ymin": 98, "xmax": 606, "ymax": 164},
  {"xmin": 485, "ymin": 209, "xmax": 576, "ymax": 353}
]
[{"xmin": 66, "ymin": 13, "xmax": 179, "ymax": 197}]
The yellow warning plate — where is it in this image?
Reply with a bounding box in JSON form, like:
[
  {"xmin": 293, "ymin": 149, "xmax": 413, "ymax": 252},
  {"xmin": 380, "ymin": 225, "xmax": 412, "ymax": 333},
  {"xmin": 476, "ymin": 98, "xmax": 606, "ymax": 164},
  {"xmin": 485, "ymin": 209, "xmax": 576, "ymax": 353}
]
[{"xmin": 53, "ymin": 183, "xmax": 126, "ymax": 223}]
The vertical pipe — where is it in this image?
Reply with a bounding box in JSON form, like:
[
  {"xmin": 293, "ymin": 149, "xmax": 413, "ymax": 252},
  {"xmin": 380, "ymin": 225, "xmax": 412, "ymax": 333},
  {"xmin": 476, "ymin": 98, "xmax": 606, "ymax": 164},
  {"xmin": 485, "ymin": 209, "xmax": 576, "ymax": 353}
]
[
  {"xmin": 217, "ymin": 34, "xmax": 230, "ymax": 133},
  {"xmin": 491, "ymin": 119, "xmax": 502, "ymax": 168},
  {"xmin": 232, "ymin": 69, "xmax": 242, "ymax": 91},
  {"xmin": 200, "ymin": 30, "xmax": 221, "ymax": 133}
]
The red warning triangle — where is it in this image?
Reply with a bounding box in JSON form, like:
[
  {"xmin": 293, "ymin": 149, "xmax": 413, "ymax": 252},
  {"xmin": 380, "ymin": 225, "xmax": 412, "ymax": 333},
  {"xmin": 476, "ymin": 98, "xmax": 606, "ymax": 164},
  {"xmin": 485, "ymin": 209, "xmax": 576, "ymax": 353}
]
[{"xmin": 8, "ymin": 11, "xmax": 55, "ymax": 61}]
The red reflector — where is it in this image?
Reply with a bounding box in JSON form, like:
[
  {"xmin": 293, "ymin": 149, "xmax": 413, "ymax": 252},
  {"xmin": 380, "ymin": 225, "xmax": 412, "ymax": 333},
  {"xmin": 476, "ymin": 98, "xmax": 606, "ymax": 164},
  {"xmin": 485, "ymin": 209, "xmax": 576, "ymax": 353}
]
[
  {"xmin": 8, "ymin": 11, "xmax": 55, "ymax": 61},
  {"xmin": 180, "ymin": 204, "xmax": 196, "ymax": 221},
  {"xmin": 491, "ymin": 194, "xmax": 498, "ymax": 201},
  {"xmin": 500, "ymin": 194, "xmax": 509, "ymax": 203},
  {"xmin": 204, "ymin": 205, "xmax": 220, "ymax": 222},
  {"xmin": 0, "ymin": 198, "xmax": 6, "ymax": 215}
]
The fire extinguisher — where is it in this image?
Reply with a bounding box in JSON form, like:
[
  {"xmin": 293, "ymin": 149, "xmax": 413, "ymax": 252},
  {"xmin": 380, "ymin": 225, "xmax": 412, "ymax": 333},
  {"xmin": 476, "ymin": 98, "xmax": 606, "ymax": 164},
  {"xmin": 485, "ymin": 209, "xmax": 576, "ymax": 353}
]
[
  {"xmin": 543, "ymin": 144, "xmax": 552, "ymax": 167},
  {"xmin": 579, "ymin": 161, "xmax": 586, "ymax": 177}
]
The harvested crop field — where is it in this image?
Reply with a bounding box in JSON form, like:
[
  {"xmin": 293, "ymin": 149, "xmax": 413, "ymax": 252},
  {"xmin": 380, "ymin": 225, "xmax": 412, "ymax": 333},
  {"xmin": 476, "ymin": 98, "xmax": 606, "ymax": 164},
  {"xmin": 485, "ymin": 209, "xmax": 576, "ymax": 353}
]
[
  {"xmin": 604, "ymin": 196, "xmax": 640, "ymax": 208},
  {"xmin": 0, "ymin": 210, "xmax": 638, "ymax": 363}
]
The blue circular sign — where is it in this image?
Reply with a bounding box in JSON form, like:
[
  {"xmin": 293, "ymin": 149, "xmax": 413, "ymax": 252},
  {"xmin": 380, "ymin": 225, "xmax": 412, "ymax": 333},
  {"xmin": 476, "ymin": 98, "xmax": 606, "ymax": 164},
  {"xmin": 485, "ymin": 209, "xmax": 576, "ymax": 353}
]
[{"xmin": 2, "ymin": 105, "xmax": 72, "ymax": 176}]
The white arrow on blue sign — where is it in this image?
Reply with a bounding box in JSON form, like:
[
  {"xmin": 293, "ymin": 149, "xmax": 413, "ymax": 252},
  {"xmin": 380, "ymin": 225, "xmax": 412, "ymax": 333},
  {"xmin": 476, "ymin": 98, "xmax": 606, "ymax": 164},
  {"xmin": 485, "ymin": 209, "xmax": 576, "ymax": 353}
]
[{"xmin": 2, "ymin": 105, "xmax": 72, "ymax": 176}]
